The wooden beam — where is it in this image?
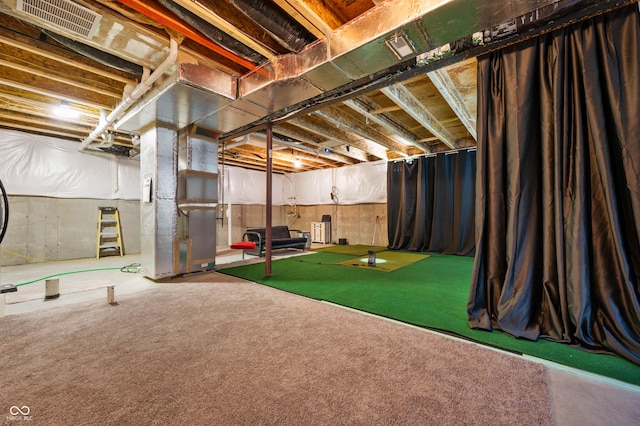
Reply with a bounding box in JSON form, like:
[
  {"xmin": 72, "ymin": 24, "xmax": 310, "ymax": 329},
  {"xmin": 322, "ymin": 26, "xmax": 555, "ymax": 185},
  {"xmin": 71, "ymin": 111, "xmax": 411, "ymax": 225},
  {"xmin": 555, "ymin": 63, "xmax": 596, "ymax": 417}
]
[
  {"xmin": 271, "ymin": 124, "xmax": 357, "ymax": 165},
  {"xmin": 0, "ymin": 77, "xmax": 114, "ymax": 110},
  {"xmin": 311, "ymin": 111, "xmax": 390, "ymax": 160},
  {"xmin": 231, "ymin": 143, "xmax": 324, "ymax": 169},
  {"xmin": 417, "ymin": 136, "xmax": 440, "ymax": 143},
  {"xmin": 288, "ymin": 115, "xmax": 380, "ymax": 161},
  {"xmin": 243, "ymin": 134, "xmax": 341, "ymax": 168},
  {"xmin": 271, "ymin": 0, "xmax": 338, "ymax": 37},
  {"xmin": 0, "ymin": 59, "xmax": 123, "ymax": 99},
  {"xmin": 0, "ymin": 61, "xmax": 118, "ymax": 109},
  {"xmin": 0, "ymin": 110, "xmax": 93, "ymax": 130},
  {"xmin": 381, "ymin": 83, "xmax": 458, "ymax": 149},
  {"xmin": 218, "ymin": 157, "xmax": 291, "ymax": 173},
  {"xmin": 369, "ymin": 105, "xmax": 402, "ymax": 114},
  {"xmin": 0, "ymin": 35, "xmax": 136, "ymax": 85},
  {"xmin": 0, "ymin": 92, "xmax": 100, "ymax": 119},
  {"xmin": 427, "ymin": 68, "xmax": 477, "ymax": 140},
  {"xmin": 0, "ymin": 122, "xmax": 84, "ymax": 141},
  {"xmin": 315, "ymin": 106, "xmax": 409, "ymax": 157},
  {"xmin": 343, "ymin": 99, "xmax": 430, "ymax": 153}
]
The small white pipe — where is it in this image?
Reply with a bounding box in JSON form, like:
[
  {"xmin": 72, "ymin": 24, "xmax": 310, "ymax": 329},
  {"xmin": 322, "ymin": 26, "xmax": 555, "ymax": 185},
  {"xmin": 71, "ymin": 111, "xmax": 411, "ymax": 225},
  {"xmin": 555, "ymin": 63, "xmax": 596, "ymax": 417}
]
[
  {"xmin": 80, "ymin": 39, "xmax": 179, "ymax": 150},
  {"xmin": 223, "ymin": 134, "xmax": 250, "ymax": 151}
]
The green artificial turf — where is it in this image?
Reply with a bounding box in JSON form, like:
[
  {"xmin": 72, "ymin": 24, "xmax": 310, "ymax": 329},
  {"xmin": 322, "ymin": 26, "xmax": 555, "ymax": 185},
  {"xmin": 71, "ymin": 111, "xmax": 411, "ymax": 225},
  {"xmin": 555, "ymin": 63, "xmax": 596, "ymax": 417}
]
[{"xmin": 220, "ymin": 251, "xmax": 640, "ymax": 386}]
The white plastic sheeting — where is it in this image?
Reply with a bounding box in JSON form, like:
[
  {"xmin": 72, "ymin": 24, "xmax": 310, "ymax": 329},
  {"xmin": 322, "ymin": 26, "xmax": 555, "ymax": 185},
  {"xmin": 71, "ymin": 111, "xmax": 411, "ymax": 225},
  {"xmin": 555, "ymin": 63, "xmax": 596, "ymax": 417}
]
[
  {"xmin": 281, "ymin": 161, "xmax": 387, "ymax": 205},
  {"xmin": 223, "ymin": 166, "xmax": 288, "ymax": 205},
  {"xmin": 0, "ymin": 129, "xmax": 140, "ymax": 199},
  {"xmin": 333, "ymin": 161, "xmax": 387, "ymax": 205},
  {"xmin": 1, "ymin": 128, "xmax": 388, "ymax": 204},
  {"xmin": 288, "ymin": 168, "xmax": 335, "ymax": 206},
  {"xmin": 221, "ymin": 160, "xmax": 387, "ymax": 206}
]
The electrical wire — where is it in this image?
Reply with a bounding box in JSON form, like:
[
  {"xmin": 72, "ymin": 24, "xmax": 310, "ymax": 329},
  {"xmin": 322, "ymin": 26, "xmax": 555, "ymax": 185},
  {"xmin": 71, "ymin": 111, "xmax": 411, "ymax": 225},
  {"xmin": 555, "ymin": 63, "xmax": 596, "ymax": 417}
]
[
  {"xmin": 120, "ymin": 262, "xmax": 141, "ymax": 273},
  {"xmin": 0, "ymin": 179, "xmax": 8, "ymax": 245},
  {"xmin": 10, "ymin": 263, "xmax": 141, "ymax": 287},
  {"xmin": 14, "ymin": 267, "xmax": 124, "ymax": 287}
]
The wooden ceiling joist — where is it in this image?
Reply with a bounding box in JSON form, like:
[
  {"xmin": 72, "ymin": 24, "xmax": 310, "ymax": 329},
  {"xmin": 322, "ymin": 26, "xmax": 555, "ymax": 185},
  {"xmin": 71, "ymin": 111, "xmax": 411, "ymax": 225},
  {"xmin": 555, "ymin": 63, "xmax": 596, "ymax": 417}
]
[
  {"xmin": 305, "ymin": 112, "xmax": 389, "ymax": 160},
  {"xmin": 232, "ymin": 143, "xmax": 325, "ymax": 170},
  {"xmin": 427, "ymin": 68, "xmax": 477, "ymax": 140},
  {"xmin": 0, "ymin": 0, "xmax": 482, "ymax": 172},
  {"xmin": 0, "ymin": 59, "xmax": 123, "ymax": 99},
  {"xmin": 343, "ymin": 99, "xmax": 430, "ymax": 153},
  {"xmin": 271, "ymin": 124, "xmax": 358, "ymax": 166},
  {"xmin": 287, "ymin": 116, "xmax": 372, "ymax": 162},
  {"xmin": 381, "ymin": 83, "xmax": 459, "ymax": 150},
  {"xmin": 271, "ymin": 0, "xmax": 339, "ymax": 37},
  {"xmin": 0, "ymin": 34, "xmax": 137, "ymax": 85},
  {"xmin": 315, "ymin": 106, "xmax": 409, "ymax": 157},
  {"xmin": 0, "ymin": 78, "xmax": 115, "ymax": 110},
  {"xmin": 225, "ymin": 151, "xmax": 299, "ymax": 173},
  {"xmin": 369, "ymin": 105, "xmax": 402, "ymax": 114}
]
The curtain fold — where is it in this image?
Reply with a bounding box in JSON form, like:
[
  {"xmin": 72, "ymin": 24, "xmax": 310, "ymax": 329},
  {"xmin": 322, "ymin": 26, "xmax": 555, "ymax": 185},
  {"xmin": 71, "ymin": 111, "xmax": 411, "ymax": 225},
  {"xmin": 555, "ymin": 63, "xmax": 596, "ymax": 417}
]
[
  {"xmin": 469, "ymin": 5, "xmax": 640, "ymax": 365},
  {"xmin": 387, "ymin": 150, "xmax": 476, "ymax": 256}
]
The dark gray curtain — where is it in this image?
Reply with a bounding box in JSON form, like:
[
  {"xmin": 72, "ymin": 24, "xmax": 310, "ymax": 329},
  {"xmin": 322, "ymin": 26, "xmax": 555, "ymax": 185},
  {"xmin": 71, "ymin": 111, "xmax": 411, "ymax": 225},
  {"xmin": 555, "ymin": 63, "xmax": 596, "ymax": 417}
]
[
  {"xmin": 469, "ymin": 5, "xmax": 640, "ymax": 365},
  {"xmin": 387, "ymin": 150, "xmax": 475, "ymax": 256}
]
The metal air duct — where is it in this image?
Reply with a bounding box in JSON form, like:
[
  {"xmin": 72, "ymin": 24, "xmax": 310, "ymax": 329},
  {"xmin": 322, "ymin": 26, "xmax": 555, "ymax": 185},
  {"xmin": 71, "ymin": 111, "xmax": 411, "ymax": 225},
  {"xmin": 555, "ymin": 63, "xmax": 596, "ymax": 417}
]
[
  {"xmin": 4, "ymin": 0, "xmax": 168, "ymax": 68},
  {"xmin": 19, "ymin": 0, "xmax": 628, "ymax": 151},
  {"xmin": 116, "ymin": 61, "xmax": 237, "ymax": 133},
  {"xmin": 207, "ymin": 0, "xmax": 630, "ymax": 140}
]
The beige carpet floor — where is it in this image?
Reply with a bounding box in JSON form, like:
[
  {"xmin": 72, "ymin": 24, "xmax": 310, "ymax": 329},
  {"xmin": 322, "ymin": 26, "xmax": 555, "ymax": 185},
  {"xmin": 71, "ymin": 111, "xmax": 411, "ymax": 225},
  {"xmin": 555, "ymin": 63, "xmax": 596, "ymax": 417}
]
[{"xmin": 0, "ymin": 272, "xmax": 552, "ymax": 425}]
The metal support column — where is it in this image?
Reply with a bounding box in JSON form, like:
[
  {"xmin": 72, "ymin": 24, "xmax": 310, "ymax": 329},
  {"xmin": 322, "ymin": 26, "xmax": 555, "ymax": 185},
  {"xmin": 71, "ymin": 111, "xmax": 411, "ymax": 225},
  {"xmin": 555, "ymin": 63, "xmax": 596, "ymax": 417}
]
[{"xmin": 265, "ymin": 124, "xmax": 273, "ymax": 277}]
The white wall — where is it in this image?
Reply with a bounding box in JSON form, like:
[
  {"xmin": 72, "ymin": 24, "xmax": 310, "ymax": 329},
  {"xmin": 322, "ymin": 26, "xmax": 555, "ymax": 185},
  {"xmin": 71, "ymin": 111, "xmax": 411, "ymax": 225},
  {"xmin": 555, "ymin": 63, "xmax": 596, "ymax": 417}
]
[
  {"xmin": 0, "ymin": 129, "xmax": 139, "ymax": 199},
  {"xmin": 0, "ymin": 129, "xmax": 389, "ymax": 262},
  {"xmin": 223, "ymin": 160, "xmax": 387, "ymax": 206},
  {"xmin": 1, "ymin": 128, "xmax": 387, "ymax": 205}
]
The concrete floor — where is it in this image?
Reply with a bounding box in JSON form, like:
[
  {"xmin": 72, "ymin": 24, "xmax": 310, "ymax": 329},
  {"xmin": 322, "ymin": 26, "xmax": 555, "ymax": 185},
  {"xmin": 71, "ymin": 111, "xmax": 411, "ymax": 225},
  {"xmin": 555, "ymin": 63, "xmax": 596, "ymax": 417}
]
[{"xmin": 1, "ymin": 249, "xmax": 639, "ymax": 425}]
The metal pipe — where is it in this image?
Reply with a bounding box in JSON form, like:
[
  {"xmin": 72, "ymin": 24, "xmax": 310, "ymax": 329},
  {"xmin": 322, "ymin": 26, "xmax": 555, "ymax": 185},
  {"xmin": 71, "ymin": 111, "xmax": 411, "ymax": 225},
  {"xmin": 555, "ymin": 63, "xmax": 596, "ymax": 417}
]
[
  {"xmin": 79, "ymin": 38, "xmax": 179, "ymax": 150},
  {"xmin": 223, "ymin": 134, "xmax": 251, "ymax": 151},
  {"xmin": 265, "ymin": 123, "xmax": 273, "ymax": 277}
]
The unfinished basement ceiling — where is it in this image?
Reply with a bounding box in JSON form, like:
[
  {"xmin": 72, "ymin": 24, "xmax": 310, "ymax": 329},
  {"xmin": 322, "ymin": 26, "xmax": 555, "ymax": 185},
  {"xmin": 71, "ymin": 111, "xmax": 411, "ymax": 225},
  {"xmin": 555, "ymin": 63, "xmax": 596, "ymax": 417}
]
[{"xmin": 0, "ymin": 0, "xmax": 632, "ymax": 173}]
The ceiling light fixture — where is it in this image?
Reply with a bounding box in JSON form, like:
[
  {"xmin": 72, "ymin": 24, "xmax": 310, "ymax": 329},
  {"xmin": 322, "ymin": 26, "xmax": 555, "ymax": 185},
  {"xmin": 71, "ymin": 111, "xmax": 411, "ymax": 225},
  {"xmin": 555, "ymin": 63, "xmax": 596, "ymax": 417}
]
[
  {"xmin": 53, "ymin": 100, "xmax": 80, "ymax": 119},
  {"xmin": 293, "ymin": 159, "xmax": 302, "ymax": 168},
  {"xmin": 385, "ymin": 32, "xmax": 415, "ymax": 59}
]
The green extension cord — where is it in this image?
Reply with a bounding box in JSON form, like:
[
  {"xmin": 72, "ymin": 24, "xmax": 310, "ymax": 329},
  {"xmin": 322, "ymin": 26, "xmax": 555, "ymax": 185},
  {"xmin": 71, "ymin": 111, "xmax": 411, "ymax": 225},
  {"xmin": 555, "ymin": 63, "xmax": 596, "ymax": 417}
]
[{"xmin": 14, "ymin": 263, "xmax": 141, "ymax": 287}]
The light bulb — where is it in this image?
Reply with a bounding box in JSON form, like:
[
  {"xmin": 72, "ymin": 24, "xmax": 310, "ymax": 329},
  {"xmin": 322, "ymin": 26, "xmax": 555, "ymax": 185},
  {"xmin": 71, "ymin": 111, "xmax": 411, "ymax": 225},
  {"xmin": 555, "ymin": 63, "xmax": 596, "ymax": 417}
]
[{"xmin": 53, "ymin": 101, "xmax": 80, "ymax": 119}]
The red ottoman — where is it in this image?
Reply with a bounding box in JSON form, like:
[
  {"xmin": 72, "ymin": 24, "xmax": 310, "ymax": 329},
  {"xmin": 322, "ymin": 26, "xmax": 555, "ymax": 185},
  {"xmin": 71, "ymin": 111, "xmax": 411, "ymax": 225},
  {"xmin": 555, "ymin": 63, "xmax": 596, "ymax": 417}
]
[{"xmin": 230, "ymin": 241, "xmax": 257, "ymax": 259}]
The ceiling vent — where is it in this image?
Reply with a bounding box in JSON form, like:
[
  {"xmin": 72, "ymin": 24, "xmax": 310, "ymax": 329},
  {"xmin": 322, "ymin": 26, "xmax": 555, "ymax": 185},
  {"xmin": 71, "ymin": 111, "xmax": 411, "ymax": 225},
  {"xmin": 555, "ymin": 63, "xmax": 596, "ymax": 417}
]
[{"xmin": 16, "ymin": 0, "xmax": 102, "ymax": 39}]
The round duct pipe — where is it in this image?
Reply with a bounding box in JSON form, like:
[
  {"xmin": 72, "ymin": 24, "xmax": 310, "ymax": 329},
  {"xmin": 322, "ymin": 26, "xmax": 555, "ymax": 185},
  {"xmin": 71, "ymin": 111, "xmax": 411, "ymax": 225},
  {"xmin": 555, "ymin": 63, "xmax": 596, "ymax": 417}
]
[
  {"xmin": 228, "ymin": 0, "xmax": 315, "ymax": 52},
  {"xmin": 156, "ymin": 0, "xmax": 266, "ymax": 64}
]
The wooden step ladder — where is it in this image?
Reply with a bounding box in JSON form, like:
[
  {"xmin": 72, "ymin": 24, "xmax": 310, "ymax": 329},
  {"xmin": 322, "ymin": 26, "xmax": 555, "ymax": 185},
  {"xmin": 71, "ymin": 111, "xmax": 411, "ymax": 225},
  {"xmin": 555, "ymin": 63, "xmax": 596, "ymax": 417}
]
[{"xmin": 96, "ymin": 207, "xmax": 124, "ymax": 259}]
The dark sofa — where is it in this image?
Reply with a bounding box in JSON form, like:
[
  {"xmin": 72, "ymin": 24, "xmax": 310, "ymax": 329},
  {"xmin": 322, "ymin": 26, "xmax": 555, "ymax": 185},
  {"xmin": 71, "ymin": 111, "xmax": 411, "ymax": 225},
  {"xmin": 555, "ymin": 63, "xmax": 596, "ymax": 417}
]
[{"xmin": 242, "ymin": 226, "xmax": 308, "ymax": 257}]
